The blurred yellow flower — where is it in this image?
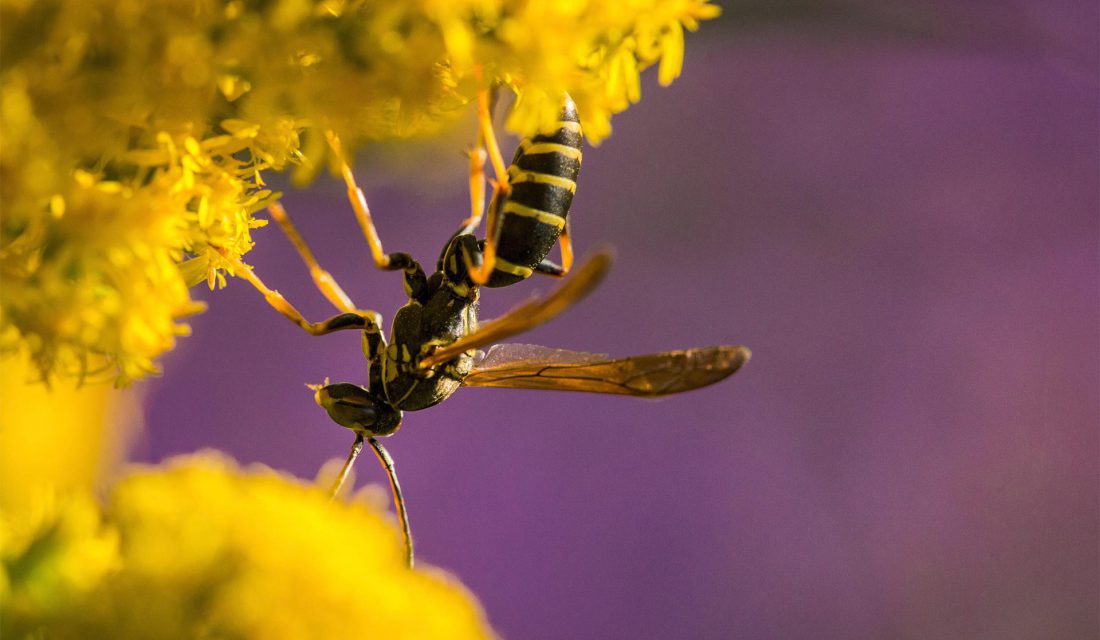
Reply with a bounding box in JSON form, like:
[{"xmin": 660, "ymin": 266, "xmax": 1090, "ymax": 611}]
[
  {"xmin": 3, "ymin": 456, "xmax": 495, "ymax": 639},
  {"xmin": 1, "ymin": 350, "xmax": 133, "ymax": 635},
  {"xmin": 0, "ymin": 491, "xmax": 122, "ymax": 637},
  {"xmin": 0, "ymin": 350, "xmax": 136, "ymax": 512},
  {"xmin": 0, "ymin": 358, "xmax": 495, "ymax": 638},
  {"xmin": 0, "ymin": 0, "xmax": 719, "ymax": 383}
]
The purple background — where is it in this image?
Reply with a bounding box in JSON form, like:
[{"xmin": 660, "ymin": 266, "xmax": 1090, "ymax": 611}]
[{"xmin": 142, "ymin": 4, "xmax": 1098, "ymax": 638}]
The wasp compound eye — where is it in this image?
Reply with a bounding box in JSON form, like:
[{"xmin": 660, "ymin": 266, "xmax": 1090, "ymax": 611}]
[
  {"xmin": 311, "ymin": 382, "xmax": 402, "ymax": 436},
  {"xmin": 313, "ymin": 382, "xmax": 375, "ymax": 430}
]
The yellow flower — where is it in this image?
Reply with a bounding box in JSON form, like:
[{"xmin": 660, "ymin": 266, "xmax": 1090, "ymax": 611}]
[
  {"xmin": 0, "ymin": 491, "xmax": 122, "ymax": 637},
  {"xmin": 3, "ymin": 456, "xmax": 495, "ymax": 639},
  {"xmin": 0, "ymin": 350, "xmax": 135, "ymax": 512},
  {"xmin": 0, "ymin": 359, "xmax": 494, "ymax": 638},
  {"xmin": 1, "ymin": 0, "xmax": 719, "ymax": 383},
  {"xmin": 1, "ymin": 350, "xmax": 131, "ymax": 635},
  {"xmin": 80, "ymin": 453, "xmax": 494, "ymax": 639}
]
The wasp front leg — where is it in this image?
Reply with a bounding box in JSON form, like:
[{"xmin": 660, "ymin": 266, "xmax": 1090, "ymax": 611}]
[
  {"xmin": 266, "ymin": 202, "xmax": 358, "ymax": 312},
  {"xmin": 265, "ymin": 199, "xmax": 402, "ymax": 335},
  {"xmin": 225, "ymin": 254, "xmax": 383, "ymax": 337},
  {"xmin": 326, "ymin": 131, "xmax": 422, "ymax": 277}
]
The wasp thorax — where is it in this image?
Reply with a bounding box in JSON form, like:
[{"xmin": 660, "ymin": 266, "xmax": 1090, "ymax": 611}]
[{"xmin": 311, "ymin": 382, "xmax": 402, "ymax": 436}]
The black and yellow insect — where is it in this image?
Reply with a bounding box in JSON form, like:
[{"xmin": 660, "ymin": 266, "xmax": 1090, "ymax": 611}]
[{"xmin": 228, "ymin": 91, "xmax": 750, "ymax": 568}]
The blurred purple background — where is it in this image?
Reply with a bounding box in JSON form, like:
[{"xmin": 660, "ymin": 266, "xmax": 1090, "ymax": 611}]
[{"xmin": 141, "ymin": 3, "xmax": 1097, "ymax": 638}]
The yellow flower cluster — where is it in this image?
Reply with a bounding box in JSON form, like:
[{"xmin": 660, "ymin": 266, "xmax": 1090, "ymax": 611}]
[
  {"xmin": 1, "ymin": 357, "xmax": 494, "ymax": 638},
  {"xmin": 3, "ymin": 458, "xmax": 495, "ymax": 639},
  {"xmin": 0, "ymin": 0, "xmax": 718, "ymax": 383}
]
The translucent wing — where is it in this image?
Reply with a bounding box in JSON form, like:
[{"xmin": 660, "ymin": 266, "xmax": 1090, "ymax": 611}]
[
  {"xmin": 463, "ymin": 344, "xmax": 751, "ymax": 397},
  {"xmin": 419, "ymin": 249, "xmax": 613, "ymax": 369},
  {"xmin": 475, "ymin": 343, "xmax": 610, "ymax": 367}
]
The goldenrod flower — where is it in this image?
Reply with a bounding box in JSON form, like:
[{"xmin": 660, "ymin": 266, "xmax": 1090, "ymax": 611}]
[
  {"xmin": 0, "ymin": 360, "xmax": 494, "ymax": 638},
  {"xmin": 1, "ymin": 0, "xmax": 719, "ymax": 383},
  {"xmin": 1, "ymin": 351, "xmax": 132, "ymax": 634},
  {"xmin": 3, "ymin": 457, "xmax": 495, "ymax": 639},
  {"xmin": 0, "ymin": 491, "xmax": 122, "ymax": 636},
  {"xmin": 0, "ymin": 351, "xmax": 135, "ymax": 511}
]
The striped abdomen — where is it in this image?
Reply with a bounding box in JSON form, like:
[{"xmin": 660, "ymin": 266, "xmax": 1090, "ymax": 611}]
[{"xmin": 486, "ymin": 97, "xmax": 582, "ymax": 288}]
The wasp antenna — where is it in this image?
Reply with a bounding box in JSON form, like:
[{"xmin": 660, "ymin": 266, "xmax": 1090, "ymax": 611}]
[
  {"xmin": 328, "ymin": 434, "xmax": 365, "ymax": 500},
  {"xmin": 368, "ymin": 437, "xmax": 414, "ymax": 568}
]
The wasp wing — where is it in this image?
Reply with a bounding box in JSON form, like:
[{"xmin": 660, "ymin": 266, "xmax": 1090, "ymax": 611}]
[
  {"xmin": 474, "ymin": 343, "xmax": 610, "ymax": 367},
  {"xmin": 462, "ymin": 344, "xmax": 751, "ymax": 397},
  {"xmin": 419, "ymin": 249, "xmax": 613, "ymax": 369}
]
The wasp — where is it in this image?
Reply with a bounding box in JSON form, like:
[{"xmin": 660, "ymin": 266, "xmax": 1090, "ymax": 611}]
[{"xmin": 226, "ymin": 91, "xmax": 750, "ymax": 567}]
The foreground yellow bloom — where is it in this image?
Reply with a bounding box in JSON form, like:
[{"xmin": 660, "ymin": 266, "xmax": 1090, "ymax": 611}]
[
  {"xmin": 0, "ymin": 351, "xmax": 135, "ymax": 511},
  {"xmin": 0, "ymin": 0, "xmax": 718, "ymax": 384},
  {"xmin": 3, "ymin": 456, "xmax": 494, "ymax": 639},
  {"xmin": 0, "ymin": 361, "xmax": 493, "ymax": 638}
]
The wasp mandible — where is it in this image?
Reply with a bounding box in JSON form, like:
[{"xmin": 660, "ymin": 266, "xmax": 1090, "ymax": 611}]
[{"xmin": 226, "ymin": 89, "xmax": 750, "ymax": 568}]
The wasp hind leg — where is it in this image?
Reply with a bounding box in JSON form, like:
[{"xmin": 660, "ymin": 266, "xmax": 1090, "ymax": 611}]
[
  {"xmin": 474, "ymin": 71, "xmax": 510, "ymax": 196},
  {"xmin": 457, "ymin": 145, "xmax": 488, "ymax": 234},
  {"xmin": 466, "ymin": 78, "xmax": 510, "ymax": 286},
  {"xmin": 532, "ymin": 218, "xmax": 575, "ymax": 278}
]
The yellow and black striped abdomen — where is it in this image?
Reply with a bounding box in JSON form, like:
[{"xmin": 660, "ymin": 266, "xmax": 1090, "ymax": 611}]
[{"xmin": 486, "ymin": 98, "xmax": 582, "ymax": 288}]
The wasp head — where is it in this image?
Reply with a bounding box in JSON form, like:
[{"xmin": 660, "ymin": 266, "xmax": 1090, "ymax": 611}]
[{"xmin": 308, "ymin": 381, "xmax": 403, "ymax": 436}]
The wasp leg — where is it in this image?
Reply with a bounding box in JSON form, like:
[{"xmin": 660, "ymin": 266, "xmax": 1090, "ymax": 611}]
[
  {"xmin": 532, "ymin": 217, "xmax": 575, "ymax": 278},
  {"xmin": 558, "ymin": 217, "xmax": 575, "ymax": 274},
  {"xmin": 368, "ymin": 437, "xmax": 414, "ymax": 568},
  {"xmin": 474, "ymin": 69, "xmax": 509, "ymax": 192},
  {"xmin": 267, "ymin": 202, "xmax": 357, "ymax": 312},
  {"xmin": 457, "ymin": 145, "xmax": 488, "ymax": 234},
  {"xmin": 532, "ymin": 259, "xmax": 565, "ymax": 277},
  {"xmin": 467, "ymin": 73, "xmax": 510, "ymax": 286},
  {"xmin": 466, "ymin": 189, "xmax": 505, "ymax": 285},
  {"xmin": 326, "ymin": 131, "xmax": 420, "ymax": 276},
  {"xmin": 226, "ymin": 254, "xmax": 382, "ymax": 336}
]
